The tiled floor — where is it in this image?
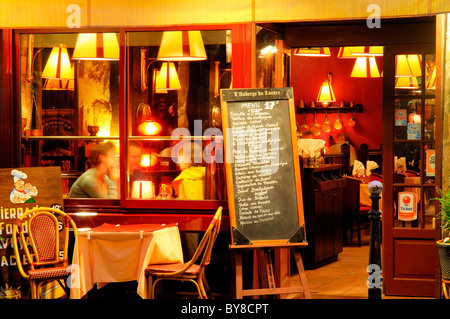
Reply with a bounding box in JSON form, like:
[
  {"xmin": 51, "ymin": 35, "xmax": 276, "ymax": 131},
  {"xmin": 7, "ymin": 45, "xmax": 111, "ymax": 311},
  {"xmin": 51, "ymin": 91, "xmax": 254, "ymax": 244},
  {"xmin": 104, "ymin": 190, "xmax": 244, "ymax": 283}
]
[{"xmin": 287, "ymin": 233, "xmax": 432, "ymax": 299}]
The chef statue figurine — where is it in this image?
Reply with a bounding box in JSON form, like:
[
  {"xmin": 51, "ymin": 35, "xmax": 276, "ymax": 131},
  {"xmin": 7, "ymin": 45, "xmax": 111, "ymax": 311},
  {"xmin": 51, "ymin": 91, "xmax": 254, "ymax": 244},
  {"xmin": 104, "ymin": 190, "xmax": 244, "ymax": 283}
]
[{"xmin": 10, "ymin": 169, "xmax": 38, "ymax": 204}]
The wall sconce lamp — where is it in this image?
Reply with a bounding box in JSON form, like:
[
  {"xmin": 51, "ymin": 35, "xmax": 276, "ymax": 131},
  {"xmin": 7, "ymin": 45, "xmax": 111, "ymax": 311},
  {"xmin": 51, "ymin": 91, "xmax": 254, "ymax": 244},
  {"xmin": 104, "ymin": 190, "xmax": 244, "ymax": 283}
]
[
  {"xmin": 72, "ymin": 33, "xmax": 119, "ymax": 61},
  {"xmin": 136, "ymin": 102, "xmax": 162, "ymax": 136},
  {"xmin": 140, "ymin": 49, "xmax": 182, "ymax": 92},
  {"xmin": 316, "ymin": 73, "xmax": 336, "ymax": 107},
  {"xmin": 140, "ymin": 153, "xmax": 158, "ymax": 168},
  {"xmin": 26, "ymin": 42, "xmax": 74, "ymax": 84},
  {"xmin": 41, "ymin": 44, "xmax": 74, "ymax": 80},
  {"xmin": 214, "ymin": 61, "xmax": 232, "ymax": 98}
]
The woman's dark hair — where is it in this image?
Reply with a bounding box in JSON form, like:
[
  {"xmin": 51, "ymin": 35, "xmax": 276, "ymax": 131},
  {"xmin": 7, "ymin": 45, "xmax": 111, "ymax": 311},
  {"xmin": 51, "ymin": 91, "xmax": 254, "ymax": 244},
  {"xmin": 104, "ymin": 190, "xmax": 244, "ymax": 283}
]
[{"xmin": 89, "ymin": 142, "xmax": 116, "ymax": 166}]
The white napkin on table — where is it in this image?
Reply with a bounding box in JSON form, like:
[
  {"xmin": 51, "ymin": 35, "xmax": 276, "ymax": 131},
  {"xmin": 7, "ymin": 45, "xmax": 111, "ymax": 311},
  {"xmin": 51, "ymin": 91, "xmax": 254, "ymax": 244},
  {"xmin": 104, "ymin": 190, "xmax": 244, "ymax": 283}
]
[
  {"xmin": 297, "ymin": 139, "xmax": 325, "ymax": 158},
  {"xmin": 365, "ymin": 160, "xmax": 379, "ymax": 176},
  {"xmin": 352, "ymin": 160, "xmax": 365, "ymax": 177},
  {"xmin": 394, "ymin": 156, "xmax": 406, "ymax": 172}
]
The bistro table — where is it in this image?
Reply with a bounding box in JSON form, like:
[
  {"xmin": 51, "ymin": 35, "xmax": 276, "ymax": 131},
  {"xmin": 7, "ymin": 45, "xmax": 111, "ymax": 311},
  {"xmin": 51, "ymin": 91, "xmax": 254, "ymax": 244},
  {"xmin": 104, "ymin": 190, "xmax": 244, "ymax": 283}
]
[{"xmin": 70, "ymin": 223, "xmax": 184, "ymax": 299}]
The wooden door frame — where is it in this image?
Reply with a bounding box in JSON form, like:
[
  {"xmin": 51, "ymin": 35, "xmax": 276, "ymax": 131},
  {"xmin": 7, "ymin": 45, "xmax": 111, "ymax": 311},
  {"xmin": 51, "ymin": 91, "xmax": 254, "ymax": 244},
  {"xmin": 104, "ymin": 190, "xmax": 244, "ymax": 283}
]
[{"xmin": 382, "ymin": 43, "xmax": 440, "ymax": 298}]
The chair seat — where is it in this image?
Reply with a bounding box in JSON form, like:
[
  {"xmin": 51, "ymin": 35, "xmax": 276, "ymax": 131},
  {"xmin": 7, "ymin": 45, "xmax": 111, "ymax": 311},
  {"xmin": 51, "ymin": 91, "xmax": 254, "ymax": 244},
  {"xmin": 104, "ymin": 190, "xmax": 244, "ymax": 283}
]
[
  {"xmin": 145, "ymin": 263, "xmax": 200, "ymax": 276},
  {"xmin": 28, "ymin": 266, "xmax": 72, "ymax": 280}
]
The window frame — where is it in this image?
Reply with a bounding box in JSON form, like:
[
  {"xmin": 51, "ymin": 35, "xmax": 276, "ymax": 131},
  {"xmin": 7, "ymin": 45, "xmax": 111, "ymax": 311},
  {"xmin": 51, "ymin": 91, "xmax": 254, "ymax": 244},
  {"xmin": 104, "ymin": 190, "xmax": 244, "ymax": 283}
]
[{"xmin": 14, "ymin": 24, "xmax": 252, "ymax": 212}]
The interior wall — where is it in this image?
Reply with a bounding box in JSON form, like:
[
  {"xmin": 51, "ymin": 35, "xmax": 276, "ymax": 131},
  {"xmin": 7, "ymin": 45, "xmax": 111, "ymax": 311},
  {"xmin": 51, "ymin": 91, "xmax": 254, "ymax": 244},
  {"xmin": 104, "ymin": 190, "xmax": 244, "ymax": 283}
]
[{"xmin": 291, "ymin": 47, "xmax": 383, "ymax": 152}]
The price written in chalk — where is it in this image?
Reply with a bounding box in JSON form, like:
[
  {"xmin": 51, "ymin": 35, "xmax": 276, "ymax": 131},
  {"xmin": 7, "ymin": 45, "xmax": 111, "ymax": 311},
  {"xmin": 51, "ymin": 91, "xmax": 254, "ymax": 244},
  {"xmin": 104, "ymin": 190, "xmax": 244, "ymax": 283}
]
[{"xmin": 264, "ymin": 101, "xmax": 278, "ymax": 110}]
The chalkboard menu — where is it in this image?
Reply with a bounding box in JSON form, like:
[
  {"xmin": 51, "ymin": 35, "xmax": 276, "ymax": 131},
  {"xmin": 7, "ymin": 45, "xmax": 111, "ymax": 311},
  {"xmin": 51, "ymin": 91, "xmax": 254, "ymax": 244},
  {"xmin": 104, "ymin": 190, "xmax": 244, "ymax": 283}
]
[{"xmin": 221, "ymin": 88, "xmax": 305, "ymax": 246}]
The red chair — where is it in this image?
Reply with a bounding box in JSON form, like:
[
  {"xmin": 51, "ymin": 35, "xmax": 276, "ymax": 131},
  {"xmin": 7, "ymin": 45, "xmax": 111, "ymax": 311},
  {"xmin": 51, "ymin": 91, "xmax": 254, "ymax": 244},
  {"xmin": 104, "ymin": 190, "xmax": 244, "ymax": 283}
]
[
  {"xmin": 145, "ymin": 207, "xmax": 222, "ymax": 299},
  {"xmin": 12, "ymin": 207, "xmax": 78, "ymax": 299},
  {"xmin": 343, "ymin": 177, "xmax": 373, "ymax": 247}
]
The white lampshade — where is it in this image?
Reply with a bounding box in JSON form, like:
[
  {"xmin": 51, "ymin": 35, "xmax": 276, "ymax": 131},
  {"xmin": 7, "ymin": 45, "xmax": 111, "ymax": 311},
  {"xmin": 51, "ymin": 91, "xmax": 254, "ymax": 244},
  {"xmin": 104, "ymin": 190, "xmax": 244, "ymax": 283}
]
[{"xmin": 131, "ymin": 181, "xmax": 155, "ymax": 199}]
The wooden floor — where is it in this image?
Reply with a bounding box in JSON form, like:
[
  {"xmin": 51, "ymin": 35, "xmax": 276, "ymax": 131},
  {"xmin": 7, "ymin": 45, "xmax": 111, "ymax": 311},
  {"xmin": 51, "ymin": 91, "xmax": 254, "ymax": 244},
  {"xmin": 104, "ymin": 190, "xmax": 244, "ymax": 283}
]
[{"xmin": 287, "ymin": 233, "xmax": 433, "ymax": 299}]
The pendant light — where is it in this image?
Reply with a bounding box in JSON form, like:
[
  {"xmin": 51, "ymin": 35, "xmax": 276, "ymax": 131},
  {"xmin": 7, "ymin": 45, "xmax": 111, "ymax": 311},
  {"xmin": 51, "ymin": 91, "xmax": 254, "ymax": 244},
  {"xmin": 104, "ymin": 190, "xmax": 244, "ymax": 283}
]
[
  {"xmin": 41, "ymin": 44, "xmax": 74, "ymax": 79},
  {"xmin": 395, "ymin": 76, "xmax": 419, "ymax": 89},
  {"xmin": 157, "ymin": 31, "xmax": 207, "ymax": 61},
  {"xmin": 350, "ymin": 46, "xmax": 383, "ymax": 57},
  {"xmin": 72, "ymin": 33, "xmax": 119, "ymax": 61},
  {"xmin": 350, "ymin": 57, "xmax": 381, "ymax": 78},
  {"xmin": 293, "ymin": 47, "xmax": 331, "ymax": 57},
  {"xmin": 337, "ymin": 47, "xmax": 358, "ymax": 58}
]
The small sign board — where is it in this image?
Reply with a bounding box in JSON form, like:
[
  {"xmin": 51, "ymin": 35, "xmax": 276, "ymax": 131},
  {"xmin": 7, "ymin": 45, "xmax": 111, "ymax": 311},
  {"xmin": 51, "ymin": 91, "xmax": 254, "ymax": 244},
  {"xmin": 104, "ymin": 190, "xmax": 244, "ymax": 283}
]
[
  {"xmin": 398, "ymin": 191, "xmax": 418, "ymax": 221},
  {"xmin": 426, "ymin": 149, "xmax": 435, "ymax": 177},
  {"xmin": 0, "ymin": 166, "xmax": 64, "ymax": 297}
]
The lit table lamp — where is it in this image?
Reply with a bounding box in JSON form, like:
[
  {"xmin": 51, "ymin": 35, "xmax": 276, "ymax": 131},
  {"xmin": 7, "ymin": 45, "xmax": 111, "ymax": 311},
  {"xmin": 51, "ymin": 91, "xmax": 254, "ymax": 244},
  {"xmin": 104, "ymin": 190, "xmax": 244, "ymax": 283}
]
[
  {"xmin": 316, "ymin": 74, "xmax": 336, "ymax": 107},
  {"xmin": 131, "ymin": 181, "xmax": 155, "ymax": 199}
]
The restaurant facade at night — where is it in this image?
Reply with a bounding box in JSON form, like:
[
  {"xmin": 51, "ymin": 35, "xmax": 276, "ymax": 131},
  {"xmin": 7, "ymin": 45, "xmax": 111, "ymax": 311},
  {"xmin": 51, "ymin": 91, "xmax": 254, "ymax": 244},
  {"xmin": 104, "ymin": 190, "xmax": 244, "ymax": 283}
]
[{"xmin": 1, "ymin": 1, "xmax": 450, "ymax": 300}]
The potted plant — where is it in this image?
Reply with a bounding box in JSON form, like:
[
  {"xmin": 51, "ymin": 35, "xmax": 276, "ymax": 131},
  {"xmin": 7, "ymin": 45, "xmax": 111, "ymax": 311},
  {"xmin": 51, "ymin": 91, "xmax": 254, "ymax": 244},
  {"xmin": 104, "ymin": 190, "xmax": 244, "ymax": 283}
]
[{"xmin": 435, "ymin": 188, "xmax": 450, "ymax": 281}]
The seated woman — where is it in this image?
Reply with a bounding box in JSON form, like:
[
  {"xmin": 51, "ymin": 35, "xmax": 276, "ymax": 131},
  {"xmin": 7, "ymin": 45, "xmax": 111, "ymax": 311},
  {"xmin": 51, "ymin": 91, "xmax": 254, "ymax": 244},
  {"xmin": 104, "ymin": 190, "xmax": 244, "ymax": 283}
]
[
  {"xmin": 172, "ymin": 141, "xmax": 205, "ymax": 260},
  {"xmin": 172, "ymin": 141, "xmax": 205, "ymax": 200},
  {"xmin": 68, "ymin": 141, "xmax": 120, "ymax": 199}
]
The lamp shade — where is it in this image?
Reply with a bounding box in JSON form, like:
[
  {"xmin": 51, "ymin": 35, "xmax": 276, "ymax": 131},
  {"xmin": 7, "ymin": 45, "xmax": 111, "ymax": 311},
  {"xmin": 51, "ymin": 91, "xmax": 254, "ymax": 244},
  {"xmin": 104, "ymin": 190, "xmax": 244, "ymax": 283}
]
[
  {"xmin": 138, "ymin": 120, "xmax": 162, "ymax": 136},
  {"xmin": 427, "ymin": 67, "xmax": 436, "ymax": 90},
  {"xmin": 155, "ymin": 62, "xmax": 181, "ymax": 90},
  {"xmin": 293, "ymin": 47, "xmax": 331, "ymax": 57},
  {"xmin": 157, "ymin": 31, "xmax": 207, "ymax": 61},
  {"xmin": 42, "ymin": 45, "xmax": 74, "ymax": 79},
  {"xmin": 131, "ymin": 181, "xmax": 155, "ymax": 199},
  {"xmin": 43, "ymin": 78, "xmax": 74, "ymax": 90},
  {"xmin": 350, "ymin": 57, "xmax": 381, "ymax": 78},
  {"xmin": 72, "ymin": 33, "xmax": 119, "ymax": 60},
  {"xmin": 395, "ymin": 76, "xmax": 419, "ymax": 89},
  {"xmin": 337, "ymin": 47, "xmax": 358, "ymax": 58},
  {"xmin": 407, "ymin": 54, "xmax": 422, "ymax": 77},
  {"xmin": 395, "ymin": 55, "xmax": 422, "ymax": 77},
  {"xmin": 350, "ymin": 46, "xmax": 383, "ymax": 57},
  {"xmin": 317, "ymin": 79, "xmax": 336, "ymax": 105}
]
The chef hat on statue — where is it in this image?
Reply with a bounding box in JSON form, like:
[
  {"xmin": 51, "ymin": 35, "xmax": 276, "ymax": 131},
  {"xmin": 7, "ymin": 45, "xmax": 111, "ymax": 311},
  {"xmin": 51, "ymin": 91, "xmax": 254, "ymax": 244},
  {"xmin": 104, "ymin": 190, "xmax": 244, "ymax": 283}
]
[{"xmin": 11, "ymin": 170, "xmax": 27, "ymax": 183}]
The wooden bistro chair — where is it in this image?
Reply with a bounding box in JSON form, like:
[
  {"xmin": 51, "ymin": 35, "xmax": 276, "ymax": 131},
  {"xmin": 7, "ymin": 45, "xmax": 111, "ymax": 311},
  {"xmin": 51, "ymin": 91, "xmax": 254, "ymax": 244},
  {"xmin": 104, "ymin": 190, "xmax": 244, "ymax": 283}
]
[
  {"xmin": 12, "ymin": 207, "xmax": 78, "ymax": 299},
  {"xmin": 145, "ymin": 206, "xmax": 223, "ymax": 299}
]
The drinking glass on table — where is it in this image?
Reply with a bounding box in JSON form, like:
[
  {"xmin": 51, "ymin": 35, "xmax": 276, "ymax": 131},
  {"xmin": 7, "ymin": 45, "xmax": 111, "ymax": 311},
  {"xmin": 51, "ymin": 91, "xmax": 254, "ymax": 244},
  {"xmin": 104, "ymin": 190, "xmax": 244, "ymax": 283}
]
[{"xmin": 159, "ymin": 183, "xmax": 172, "ymax": 199}]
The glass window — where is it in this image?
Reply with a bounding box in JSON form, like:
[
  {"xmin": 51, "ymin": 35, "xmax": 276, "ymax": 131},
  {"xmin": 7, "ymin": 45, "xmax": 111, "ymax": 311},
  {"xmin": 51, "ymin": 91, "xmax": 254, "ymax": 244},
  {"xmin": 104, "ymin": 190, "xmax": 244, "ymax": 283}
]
[
  {"xmin": 20, "ymin": 33, "xmax": 120, "ymax": 199},
  {"xmin": 125, "ymin": 30, "xmax": 231, "ymax": 200},
  {"xmin": 394, "ymin": 99, "xmax": 422, "ymax": 140},
  {"xmin": 256, "ymin": 27, "xmax": 279, "ymax": 88}
]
